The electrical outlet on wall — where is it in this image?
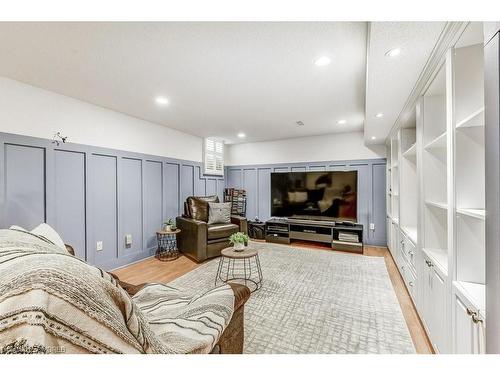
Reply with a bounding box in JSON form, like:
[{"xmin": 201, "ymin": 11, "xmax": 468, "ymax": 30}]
[
  {"xmin": 125, "ymin": 234, "xmax": 132, "ymax": 246},
  {"xmin": 96, "ymin": 241, "xmax": 103, "ymax": 251},
  {"xmin": 369, "ymin": 223, "xmax": 375, "ymax": 230}
]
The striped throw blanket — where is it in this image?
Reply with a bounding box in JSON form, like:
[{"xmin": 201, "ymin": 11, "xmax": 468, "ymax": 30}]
[{"xmin": 0, "ymin": 229, "xmax": 234, "ymax": 354}]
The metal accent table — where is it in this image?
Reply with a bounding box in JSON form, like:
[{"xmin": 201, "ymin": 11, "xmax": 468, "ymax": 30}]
[
  {"xmin": 155, "ymin": 229, "xmax": 181, "ymax": 261},
  {"xmin": 215, "ymin": 247, "xmax": 263, "ymax": 292}
]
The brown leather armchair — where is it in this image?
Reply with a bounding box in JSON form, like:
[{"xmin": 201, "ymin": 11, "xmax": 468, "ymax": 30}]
[{"xmin": 176, "ymin": 195, "xmax": 248, "ymax": 262}]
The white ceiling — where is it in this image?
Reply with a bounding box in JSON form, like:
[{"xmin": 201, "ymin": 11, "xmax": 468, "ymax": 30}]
[
  {"xmin": 0, "ymin": 22, "xmax": 368, "ymax": 144},
  {"xmin": 0, "ymin": 22, "xmax": 450, "ymax": 146},
  {"xmin": 364, "ymin": 22, "xmax": 446, "ymax": 144}
]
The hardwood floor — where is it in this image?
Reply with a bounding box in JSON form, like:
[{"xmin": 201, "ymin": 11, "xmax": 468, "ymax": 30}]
[
  {"xmin": 113, "ymin": 241, "xmax": 434, "ymax": 354},
  {"xmin": 365, "ymin": 246, "xmax": 434, "ymax": 354}
]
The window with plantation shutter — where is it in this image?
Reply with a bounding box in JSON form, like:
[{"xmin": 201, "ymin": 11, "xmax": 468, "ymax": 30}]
[{"xmin": 204, "ymin": 138, "xmax": 224, "ymax": 176}]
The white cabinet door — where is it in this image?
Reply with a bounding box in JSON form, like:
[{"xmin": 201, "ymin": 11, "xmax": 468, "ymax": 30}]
[
  {"xmin": 430, "ymin": 266, "xmax": 446, "ymax": 353},
  {"xmin": 399, "ymin": 233, "xmax": 407, "ymax": 266},
  {"xmin": 387, "ymin": 218, "xmax": 391, "ymax": 251},
  {"xmin": 420, "ymin": 256, "xmax": 432, "ymax": 333},
  {"xmin": 403, "ymin": 236, "xmax": 416, "ymax": 270},
  {"xmin": 452, "ymin": 291, "xmax": 486, "ymax": 354},
  {"xmin": 391, "ymin": 222, "xmax": 399, "ymax": 260},
  {"xmin": 419, "ymin": 254, "xmax": 448, "ymax": 353},
  {"xmin": 453, "ymin": 293, "xmax": 475, "ymax": 353},
  {"xmin": 404, "ymin": 265, "xmax": 417, "ymax": 302}
]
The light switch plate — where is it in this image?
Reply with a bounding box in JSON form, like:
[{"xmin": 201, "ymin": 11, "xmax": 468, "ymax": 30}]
[
  {"xmin": 125, "ymin": 234, "xmax": 132, "ymax": 246},
  {"xmin": 369, "ymin": 223, "xmax": 375, "ymax": 230},
  {"xmin": 96, "ymin": 241, "xmax": 103, "ymax": 251}
]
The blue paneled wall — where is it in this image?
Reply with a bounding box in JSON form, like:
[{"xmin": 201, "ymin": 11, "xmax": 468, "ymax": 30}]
[
  {"xmin": 225, "ymin": 159, "xmax": 387, "ymax": 246},
  {"xmin": 0, "ymin": 132, "xmax": 386, "ymax": 270},
  {"xmin": 0, "ymin": 132, "xmax": 224, "ymax": 270}
]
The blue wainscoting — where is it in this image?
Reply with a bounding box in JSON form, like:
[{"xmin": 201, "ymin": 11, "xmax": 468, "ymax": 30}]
[
  {"xmin": 0, "ymin": 132, "xmax": 225, "ymax": 270},
  {"xmin": 225, "ymin": 159, "xmax": 387, "ymax": 246},
  {"xmin": 0, "ymin": 131, "xmax": 387, "ymax": 270}
]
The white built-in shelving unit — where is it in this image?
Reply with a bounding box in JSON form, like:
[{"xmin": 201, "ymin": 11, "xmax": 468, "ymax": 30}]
[
  {"xmin": 386, "ymin": 22, "xmax": 486, "ymax": 354},
  {"xmin": 386, "ymin": 110, "xmax": 419, "ymax": 305},
  {"xmin": 422, "ymin": 65, "xmax": 449, "ymax": 280},
  {"xmin": 419, "ymin": 63, "xmax": 450, "ymax": 353},
  {"xmin": 387, "ymin": 133, "xmax": 401, "ymax": 262},
  {"xmin": 400, "ymin": 123, "xmax": 418, "ymax": 245},
  {"xmin": 391, "ymin": 136, "xmax": 400, "ymax": 225},
  {"xmin": 451, "ymin": 31, "xmax": 486, "ymax": 354}
]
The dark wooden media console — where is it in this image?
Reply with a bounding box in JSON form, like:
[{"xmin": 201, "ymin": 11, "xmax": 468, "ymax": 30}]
[{"xmin": 265, "ymin": 218, "xmax": 364, "ymax": 253}]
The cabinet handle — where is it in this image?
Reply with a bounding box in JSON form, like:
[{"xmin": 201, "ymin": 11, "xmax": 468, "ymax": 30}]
[
  {"xmin": 466, "ymin": 308, "xmax": 484, "ymax": 324},
  {"xmin": 409, "ymin": 281, "xmax": 414, "ymax": 287},
  {"xmin": 409, "ymin": 250, "xmax": 414, "ymax": 256},
  {"xmin": 472, "ymin": 314, "xmax": 483, "ymax": 324},
  {"xmin": 425, "ymin": 260, "xmax": 432, "ymax": 267}
]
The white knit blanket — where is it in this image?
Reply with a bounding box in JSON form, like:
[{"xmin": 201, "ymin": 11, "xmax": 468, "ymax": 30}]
[{"xmin": 0, "ymin": 229, "xmax": 234, "ymax": 354}]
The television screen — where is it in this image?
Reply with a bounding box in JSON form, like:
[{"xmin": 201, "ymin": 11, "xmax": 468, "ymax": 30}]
[{"xmin": 270, "ymin": 171, "xmax": 358, "ymax": 221}]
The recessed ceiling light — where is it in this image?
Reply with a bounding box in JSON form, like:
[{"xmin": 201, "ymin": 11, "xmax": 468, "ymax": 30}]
[
  {"xmin": 296, "ymin": 121, "xmax": 305, "ymax": 126},
  {"xmin": 237, "ymin": 132, "xmax": 246, "ymax": 138},
  {"xmin": 371, "ymin": 136, "xmax": 377, "ymax": 140},
  {"xmin": 337, "ymin": 119, "xmax": 347, "ymax": 125},
  {"xmin": 155, "ymin": 96, "xmax": 169, "ymax": 106},
  {"xmin": 375, "ymin": 113, "xmax": 384, "ymax": 118},
  {"xmin": 385, "ymin": 48, "xmax": 401, "ymax": 58},
  {"xmin": 314, "ymin": 56, "xmax": 331, "ymax": 67}
]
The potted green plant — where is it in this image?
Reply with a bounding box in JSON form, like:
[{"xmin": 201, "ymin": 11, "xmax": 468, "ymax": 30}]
[
  {"xmin": 229, "ymin": 232, "xmax": 249, "ymax": 252},
  {"xmin": 163, "ymin": 218, "xmax": 174, "ymax": 232}
]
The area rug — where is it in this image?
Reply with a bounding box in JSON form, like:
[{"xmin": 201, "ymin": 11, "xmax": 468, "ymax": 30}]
[{"xmin": 169, "ymin": 242, "xmax": 415, "ymax": 354}]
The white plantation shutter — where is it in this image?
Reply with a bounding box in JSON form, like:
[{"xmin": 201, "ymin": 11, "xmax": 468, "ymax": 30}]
[
  {"xmin": 204, "ymin": 138, "xmax": 224, "ymax": 176},
  {"xmin": 206, "ymin": 139, "xmax": 215, "ymax": 152}
]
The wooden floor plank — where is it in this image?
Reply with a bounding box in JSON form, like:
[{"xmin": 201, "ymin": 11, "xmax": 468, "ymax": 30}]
[{"xmin": 113, "ymin": 242, "xmax": 433, "ymax": 354}]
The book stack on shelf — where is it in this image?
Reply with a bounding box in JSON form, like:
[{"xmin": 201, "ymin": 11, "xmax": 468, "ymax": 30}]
[
  {"xmin": 338, "ymin": 231, "xmax": 359, "ymax": 243},
  {"xmin": 224, "ymin": 188, "xmax": 247, "ymax": 216}
]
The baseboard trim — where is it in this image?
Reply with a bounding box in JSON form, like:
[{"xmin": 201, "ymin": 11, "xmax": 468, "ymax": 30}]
[{"xmin": 109, "ymin": 254, "xmax": 155, "ymax": 272}]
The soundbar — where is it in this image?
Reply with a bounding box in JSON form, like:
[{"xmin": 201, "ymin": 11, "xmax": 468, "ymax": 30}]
[{"xmin": 287, "ymin": 218, "xmax": 337, "ymax": 227}]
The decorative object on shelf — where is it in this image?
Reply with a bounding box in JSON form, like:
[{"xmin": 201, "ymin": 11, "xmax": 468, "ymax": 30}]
[
  {"xmin": 229, "ymin": 232, "xmax": 249, "ymax": 252},
  {"xmin": 224, "ymin": 188, "xmax": 247, "ymax": 216},
  {"xmin": 163, "ymin": 218, "xmax": 175, "ymax": 232},
  {"xmin": 51, "ymin": 131, "xmax": 68, "ymax": 146},
  {"xmin": 216, "ymin": 246, "xmax": 263, "ymax": 293},
  {"xmin": 156, "ymin": 229, "xmax": 181, "ymax": 261}
]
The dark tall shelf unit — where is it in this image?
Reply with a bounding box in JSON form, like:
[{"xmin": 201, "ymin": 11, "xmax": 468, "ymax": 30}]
[{"xmin": 224, "ymin": 188, "xmax": 247, "ymax": 216}]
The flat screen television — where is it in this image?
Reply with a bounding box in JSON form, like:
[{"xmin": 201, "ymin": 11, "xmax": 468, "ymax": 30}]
[{"xmin": 270, "ymin": 171, "xmax": 358, "ymax": 221}]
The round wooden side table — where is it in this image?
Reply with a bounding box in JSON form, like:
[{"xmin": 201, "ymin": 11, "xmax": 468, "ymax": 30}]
[
  {"xmin": 155, "ymin": 229, "xmax": 181, "ymax": 261},
  {"xmin": 215, "ymin": 247, "xmax": 263, "ymax": 292}
]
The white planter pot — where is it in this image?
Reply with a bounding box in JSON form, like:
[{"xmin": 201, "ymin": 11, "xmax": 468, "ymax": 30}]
[
  {"xmin": 233, "ymin": 242, "xmax": 245, "ymax": 251},
  {"xmin": 165, "ymin": 225, "xmax": 172, "ymax": 232}
]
